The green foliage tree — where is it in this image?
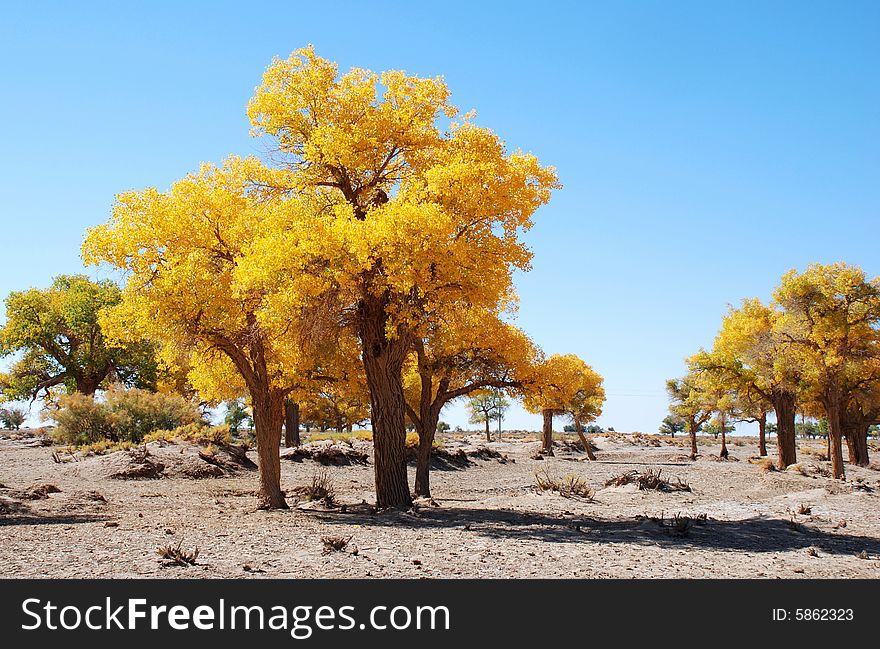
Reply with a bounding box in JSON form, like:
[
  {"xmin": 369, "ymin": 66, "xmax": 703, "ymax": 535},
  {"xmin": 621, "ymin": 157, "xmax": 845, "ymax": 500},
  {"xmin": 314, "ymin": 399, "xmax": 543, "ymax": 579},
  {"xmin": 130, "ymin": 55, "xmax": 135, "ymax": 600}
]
[
  {"xmin": 0, "ymin": 404, "xmax": 27, "ymax": 430},
  {"xmin": 466, "ymin": 388, "xmax": 509, "ymax": 442},
  {"xmin": 224, "ymin": 399, "xmax": 252, "ymax": 433},
  {"xmin": 659, "ymin": 414, "xmax": 684, "ymax": 437},
  {"xmin": 0, "ymin": 275, "xmax": 158, "ymax": 401}
]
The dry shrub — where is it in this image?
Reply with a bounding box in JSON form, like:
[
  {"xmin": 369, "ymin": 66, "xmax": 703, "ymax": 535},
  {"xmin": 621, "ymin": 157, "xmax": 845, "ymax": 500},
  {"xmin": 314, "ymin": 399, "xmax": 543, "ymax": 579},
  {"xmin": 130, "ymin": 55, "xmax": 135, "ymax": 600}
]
[
  {"xmin": 534, "ymin": 470, "xmax": 594, "ymax": 500},
  {"xmin": 321, "ymin": 535, "xmax": 352, "ymax": 555},
  {"xmin": 797, "ymin": 503, "xmax": 812, "ymax": 515},
  {"xmin": 605, "ymin": 469, "xmax": 690, "ymax": 492},
  {"xmin": 751, "ymin": 457, "xmax": 777, "ymax": 473},
  {"xmin": 157, "ymin": 541, "xmax": 199, "ymax": 566},
  {"xmin": 801, "ymin": 446, "xmax": 829, "ymax": 461},
  {"xmin": 292, "ymin": 470, "xmax": 336, "ymax": 505},
  {"xmin": 53, "ymin": 388, "xmax": 203, "ymax": 445},
  {"xmin": 144, "ymin": 423, "xmax": 232, "ymax": 445}
]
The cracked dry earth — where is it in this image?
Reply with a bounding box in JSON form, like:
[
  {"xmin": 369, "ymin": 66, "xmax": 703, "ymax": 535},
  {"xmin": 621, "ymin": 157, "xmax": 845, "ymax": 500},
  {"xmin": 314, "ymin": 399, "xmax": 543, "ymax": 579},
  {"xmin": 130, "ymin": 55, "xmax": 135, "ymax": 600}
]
[{"xmin": 1, "ymin": 431, "xmax": 879, "ymax": 579}]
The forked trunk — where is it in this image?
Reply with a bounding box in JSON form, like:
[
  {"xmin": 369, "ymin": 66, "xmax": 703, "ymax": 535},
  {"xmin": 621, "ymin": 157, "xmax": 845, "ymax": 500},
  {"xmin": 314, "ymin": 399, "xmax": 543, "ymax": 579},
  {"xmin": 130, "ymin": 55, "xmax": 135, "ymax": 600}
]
[
  {"xmin": 541, "ymin": 410, "xmax": 554, "ymax": 455},
  {"xmin": 359, "ymin": 295, "xmax": 412, "ymax": 509},
  {"xmin": 252, "ymin": 390, "xmax": 287, "ymax": 509},
  {"xmin": 773, "ymin": 388, "xmax": 797, "ymax": 470},
  {"xmin": 758, "ymin": 413, "xmax": 767, "ymax": 457},
  {"xmin": 284, "ymin": 400, "xmax": 300, "ymax": 448}
]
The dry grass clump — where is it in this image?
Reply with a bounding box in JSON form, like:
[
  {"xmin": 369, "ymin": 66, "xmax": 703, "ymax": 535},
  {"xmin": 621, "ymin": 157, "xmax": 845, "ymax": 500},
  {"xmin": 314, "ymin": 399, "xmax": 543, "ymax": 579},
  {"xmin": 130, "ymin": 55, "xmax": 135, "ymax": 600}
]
[
  {"xmin": 307, "ymin": 430, "xmax": 373, "ymax": 443},
  {"xmin": 605, "ymin": 468, "xmax": 691, "ymax": 492},
  {"xmin": 292, "ymin": 470, "xmax": 336, "ymax": 505},
  {"xmin": 797, "ymin": 503, "xmax": 812, "ymax": 515},
  {"xmin": 750, "ymin": 457, "xmax": 777, "ymax": 473},
  {"xmin": 321, "ymin": 535, "xmax": 353, "ymax": 555},
  {"xmin": 144, "ymin": 423, "xmax": 232, "ymax": 445},
  {"xmin": 157, "ymin": 541, "xmax": 199, "ymax": 566},
  {"xmin": 534, "ymin": 470, "xmax": 595, "ymax": 500},
  {"xmin": 801, "ymin": 446, "xmax": 829, "ymax": 461}
]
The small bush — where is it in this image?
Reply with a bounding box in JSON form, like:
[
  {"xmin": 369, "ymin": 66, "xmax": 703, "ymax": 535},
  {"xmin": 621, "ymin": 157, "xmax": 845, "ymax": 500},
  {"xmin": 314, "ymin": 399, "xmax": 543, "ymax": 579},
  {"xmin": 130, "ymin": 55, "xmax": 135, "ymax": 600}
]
[
  {"xmin": 75, "ymin": 439, "xmax": 135, "ymax": 456},
  {"xmin": 144, "ymin": 423, "xmax": 232, "ymax": 445},
  {"xmin": 321, "ymin": 535, "xmax": 352, "ymax": 555},
  {"xmin": 535, "ymin": 470, "xmax": 595, "ymax": 500},
  {"xmin": 52, "ymin": 393, "xmax": 120, "ymax": 445},
  {"xmin": 106, "ymin": 387, "xmax": 203, "ymax": 443},
  {"xmin": 292, "ymin": 470, "xmax": 336, "ymax": 505},
  {"xmin": 157, "ymin": 541, "xmax": 199, "ymax": 566},
  {"xmin": 605, "ymin": 469, "xmax": 691, "ymax": 492},
  {"xmin": 51, "ymin": 387, "xmax": 204, "ymax": 445},
  {"xmin": 752, "ymin": 457, "xmax": 777, "ymax": 473}
]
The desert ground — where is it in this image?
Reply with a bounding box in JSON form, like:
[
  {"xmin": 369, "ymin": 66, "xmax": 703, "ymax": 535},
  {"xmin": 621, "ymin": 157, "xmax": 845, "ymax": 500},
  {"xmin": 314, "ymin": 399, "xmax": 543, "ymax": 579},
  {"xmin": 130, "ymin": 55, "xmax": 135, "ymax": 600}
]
[{"xmin": 1, "ymin": 429, "xmax": 879, "ymax": 579}]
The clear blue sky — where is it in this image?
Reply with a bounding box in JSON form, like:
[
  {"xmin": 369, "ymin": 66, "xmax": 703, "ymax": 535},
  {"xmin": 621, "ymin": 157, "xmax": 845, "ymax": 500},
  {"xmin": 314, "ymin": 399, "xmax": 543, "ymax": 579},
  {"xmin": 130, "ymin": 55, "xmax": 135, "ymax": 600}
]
[{"xmin": 1, "ymin": 1, "xmax": 878, "ymax": 432}]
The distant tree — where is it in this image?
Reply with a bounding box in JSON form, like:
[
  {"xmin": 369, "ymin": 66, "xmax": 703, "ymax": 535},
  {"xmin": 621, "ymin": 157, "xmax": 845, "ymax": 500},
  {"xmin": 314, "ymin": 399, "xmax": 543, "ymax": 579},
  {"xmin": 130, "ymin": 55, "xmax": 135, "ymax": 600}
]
[
  {"xmin": 0, "ymin": 405, "xmax": 27, "ymax": 430},
  {"xmin": 436, "ymin": 420, "xmax": 451, "ymax": 435},
  {"xmin": 658, "ymin": 414, "xmax": 684, "ymax": 437},
  {"xmin": 0, "ymin": 275, "xmax": 158, "ymax": 401},
  {"xmin": 224, "ymin": 399, "xmax": 251, "ymax": 433},
  {"xmin": 467, "ymin": 388, "xmax": 509, "ymax": 442},
  {"xmin": 523, "ymin": 354, "xmax": 604, "ymax": 456},
  {"xmin": 666, "ymin": 373, "xmax": 713, "ymax": 460}
]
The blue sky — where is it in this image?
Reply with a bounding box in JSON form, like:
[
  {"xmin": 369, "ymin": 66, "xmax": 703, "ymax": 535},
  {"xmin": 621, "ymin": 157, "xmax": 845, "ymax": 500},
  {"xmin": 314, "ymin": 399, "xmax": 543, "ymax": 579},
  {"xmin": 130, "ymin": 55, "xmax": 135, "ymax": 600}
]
[{"xmin": 1, "ymin": 1, "xmax": 878, "ymax": 432}]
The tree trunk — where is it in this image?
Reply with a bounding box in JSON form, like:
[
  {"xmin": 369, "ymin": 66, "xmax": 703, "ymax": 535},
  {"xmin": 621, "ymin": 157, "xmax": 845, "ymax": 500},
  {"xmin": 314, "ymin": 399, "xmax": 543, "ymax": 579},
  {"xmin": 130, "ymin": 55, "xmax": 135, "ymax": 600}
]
[
  {"xmin": 284, "ymin": 400, "xmax": 300, "ymax": 448},
  {"xmin": 758, "ymin": 413, "xmax": 767, "ymax": 457},
  {"xmin": 541, "ymin": 410, "xmax": 554, "ymax": 455},
  {"xmin": 358, "ymin": 296, "xmax": 412, "ymax": 509},
  {"xmin": 74, "ymin": 374, "xmax": 101, "ymax": 396},
  {"xmin": 414, "ymin": 421, "xmax": 435, "ymax": 498},
  {"xmin": 842, "ymin": 416, "xmax": 870, "ymax": 467},
  {"xmin": 485, "ymin": 417, "xmax": 492, "ymax": 442},
  {"xmin": 575, "ymin": 418, "xmax": 596, "ymax": 461},
  {"xmin": 823, "ymin": 396, "xmax": 845, "ymax": 480},
  {"xmin": 687, "ymin": 419, "xmax": 698, "ymax": 460},
  {"xmin": 252, "ymin": 390, "xmax": 287, "ymax": 509},
  {"xmin": 773, "ymin": 388, "xmax": 797, "ymax": 470},
  {"xmin": 719, "ymin": 414, "xmax": 728, "ymax": 459}
]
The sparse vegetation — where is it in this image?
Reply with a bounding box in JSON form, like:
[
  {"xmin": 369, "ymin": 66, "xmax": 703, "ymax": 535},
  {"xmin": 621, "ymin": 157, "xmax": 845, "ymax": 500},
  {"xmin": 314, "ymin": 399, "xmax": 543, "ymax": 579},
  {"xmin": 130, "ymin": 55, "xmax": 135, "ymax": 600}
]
[
  {"xmin": 605, "ymin": 469, "xmax": 691, "ymax": 492},
  {"xmin": 157, "ymin": 541, "xmax": 199, "ymax": 566},
  {"xmin": 321, "ymin": 535, "xmax": 352, "ymax": 555},
  {"xmin": 293, "ymin": 470, "xmax": 336, "ymax": 506},
  {"xmin": 534, "ymin": 470, "xmax": 595, "ymax": 500}
]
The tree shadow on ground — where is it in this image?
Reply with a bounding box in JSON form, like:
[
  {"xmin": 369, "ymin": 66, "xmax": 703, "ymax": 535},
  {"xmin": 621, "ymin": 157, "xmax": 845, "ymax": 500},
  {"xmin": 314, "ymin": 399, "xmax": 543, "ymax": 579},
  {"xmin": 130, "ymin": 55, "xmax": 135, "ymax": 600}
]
[
  {"xmin": 0, "ymin": 513, "xmax": 109, "ymax": 527},
  {"xmin": 311, "ymin": 506, "xmax": 880, "ymax": 554}
]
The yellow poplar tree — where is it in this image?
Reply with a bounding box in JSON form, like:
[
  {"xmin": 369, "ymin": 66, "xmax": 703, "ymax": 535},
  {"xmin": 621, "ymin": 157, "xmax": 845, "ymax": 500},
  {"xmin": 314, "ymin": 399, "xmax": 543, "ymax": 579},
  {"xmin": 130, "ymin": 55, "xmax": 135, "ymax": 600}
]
[
  {"xmin": 82, "ymin": 157, "xmax": 326, "ymax": 509},
  {"xmin": 240, "ymin": 46, "xmax": 559, "ymax": 508},
  {"xmin": 712, "ymin": 298, "xmax": 803, "ymax": 468},
  {"xmin": 665, "ymin": 373, "xmax": 713, "ymax": 460},
  {"xmin": 522, "ymin": 353, "xmax": 605, "ymax": 456},
  {"xmin": 403, "ymin": 310, "xmax": 540, "ymax": 497},
  {"xmin": 774, "ymin": 262, "xmax": 880, "ymax": 478}
]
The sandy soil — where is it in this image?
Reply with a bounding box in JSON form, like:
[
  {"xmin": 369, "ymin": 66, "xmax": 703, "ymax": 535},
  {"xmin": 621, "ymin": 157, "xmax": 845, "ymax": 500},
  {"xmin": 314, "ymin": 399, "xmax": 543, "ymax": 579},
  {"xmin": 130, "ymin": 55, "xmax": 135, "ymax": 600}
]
[{"xmin": 1, "ymin": 430, "xmax": 879, "ymax": 579}]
